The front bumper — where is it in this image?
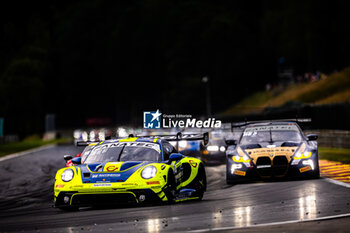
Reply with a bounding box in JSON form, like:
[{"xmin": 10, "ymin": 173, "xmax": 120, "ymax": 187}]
[
  {"xmin": 54, "ymin": 188, "xmax": 165, "ymax": 208},
  {"xmin": 54, "ymin": 180, "xmax": 169, "ymax": 208},
  {"xmin": 227, "ymin": 159, "xmax": 318, "ymax": 182}
]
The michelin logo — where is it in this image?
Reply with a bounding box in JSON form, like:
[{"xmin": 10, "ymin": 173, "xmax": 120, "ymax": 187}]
[{"xmin": 143, "ymin": 109, "xmax": 162, "ymax": 129}]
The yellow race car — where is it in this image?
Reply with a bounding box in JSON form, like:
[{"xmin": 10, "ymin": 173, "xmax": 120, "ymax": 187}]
[{"xmin": 54, "ymin": 133, "xmax": 208, "ymax": 210}]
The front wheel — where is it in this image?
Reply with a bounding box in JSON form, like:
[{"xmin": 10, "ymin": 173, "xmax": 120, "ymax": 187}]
[{"xmin": 163, "ymin": 170, "xmax": 176, "ymax": 203}]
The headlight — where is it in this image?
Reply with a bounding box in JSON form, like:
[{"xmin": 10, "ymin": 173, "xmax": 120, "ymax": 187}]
[
  {"xmin": 207, "ymin": 145, "xmax": 219, "ymax": 152},
  {"xmin": 141, "ymin": 165, "xmax": 157, "ymax": 179},
  {"xmin": 242, "ymin": 154, "xmax": 249, "ymax": 161},
  {"xmin": 294, "ymin": 152, "xmax": 302, "ymax": 159},
  {"xmin": 62, "ymin": 169, "xmax": 74, "ymax": 182},
  {"xmin": 294, "ymin": 151, "xmax": 312, "ymax": 159},
  {"xmin": 232, "ymin": 154, "xmax": 250, "ymax": 162},
  {"xmin": 220, "ymin": 146, "xmax": 226, "ymax": 152}
]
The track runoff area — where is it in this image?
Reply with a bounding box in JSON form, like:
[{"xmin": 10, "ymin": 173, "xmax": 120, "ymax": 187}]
[{"xmin": 320, "ymin": 160, "xmax": 350, "ymax": 185}]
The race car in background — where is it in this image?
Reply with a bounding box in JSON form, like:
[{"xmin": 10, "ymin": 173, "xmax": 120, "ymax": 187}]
[
  {"xmin": 54, "ymin": 133, "xmax": 208, "ymax": 210},
  {"xmin": 64, "ymin": 143, "xmax": 97, "ymax": 167},
  {"xmin": 226, "ymin": 119, "xmax": 319, "ymax": 184},
  {"xmin": 201, "ymin": 128, "xmax": 235, "ymax": 164}
]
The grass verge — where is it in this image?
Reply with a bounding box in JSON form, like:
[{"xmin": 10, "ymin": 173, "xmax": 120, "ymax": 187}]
[
  {"xmin": 318, "ymin": 147, "xmax": 350, "ymax": 164},
  {"xmin": 0, "ymin": 136, "xmax": 71, "ymax": 157}
]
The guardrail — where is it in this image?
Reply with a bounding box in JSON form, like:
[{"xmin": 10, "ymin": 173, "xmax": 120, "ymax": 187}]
[{"xmin": 305, "ymin": 130, "xmax": 350, "ymax": 148}]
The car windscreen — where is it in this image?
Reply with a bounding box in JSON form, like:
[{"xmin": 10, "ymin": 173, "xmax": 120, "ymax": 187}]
[
  {"xmin": 83, "ymin": 142, "xmax": 161, "ymax": 164},
  {"xmin": 240, "ymin": 125, "xmax": 302, "ymax": 145}
]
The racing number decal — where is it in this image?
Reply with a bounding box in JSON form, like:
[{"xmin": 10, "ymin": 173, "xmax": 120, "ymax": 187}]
[
  {"xmin": 106, "ymin": 165, "xmax": 119, "ymax": 172},
  {"xmin": 189, "ymin": 160, "xmax": 198, "ymax": 168}
]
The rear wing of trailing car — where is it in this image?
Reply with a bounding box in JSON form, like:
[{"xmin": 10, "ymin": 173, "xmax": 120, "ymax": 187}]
[
  {"xmin": 75, "ymin": 132, "xmax": 209, "ymax": 147},
  {"xmin": 129, "ymin": 132, "xmax": 209, "ymax": 145},
  {"xmin": 229, "ymin": 118, "xmax": 312, "ymax": 130}
]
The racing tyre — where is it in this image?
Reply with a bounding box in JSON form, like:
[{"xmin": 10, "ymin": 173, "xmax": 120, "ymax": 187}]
[
  {"xmin": 312, "ymin": 161, "xmax": 320, "ymax": 179},
  {"xmin": 163, "ymin": 170, "xmax": 176, "ymax": 203},
  {"xmin": 196, "ymin": 164, "xmax": 207, "ymax": 200}
]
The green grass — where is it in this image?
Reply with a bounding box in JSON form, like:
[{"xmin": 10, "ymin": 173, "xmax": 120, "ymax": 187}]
[
  {"xmin": 0, "ymin": 135, "xmax": 70, "ymax": 157},
  {"xmin": 222, "ymin": 67, "xmax": 350, "ymax": 116},
  {"xmin": 318, "ymin": 147, "xmax": 350, "ymax": 164}
]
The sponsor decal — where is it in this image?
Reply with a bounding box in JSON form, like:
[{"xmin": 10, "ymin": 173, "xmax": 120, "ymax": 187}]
[
  {"xmin": 143, "ymin": 110, "xmax": 222, "ymax": 129},
  {"xmin": 91, "ymin": 142, "xmax": 161, "ymax": 153},
  {"xmin": 257, "ymin": 165, "xmax": 271, "ymax": 169},
  {"xmin": 300, "ymin": 166, "xmax": 312, "ymax": 173},
  {"xmin": 106, "ymin": 165, "xmax": 119, "ymax": 172},
  {"xmin": 55, "ymin": 184, "xmax": 65, "ymax": 188},
  {"xmin": 234, "ymin": 170, "xmax": 246, "ymax": 176},
  {"xmin": 91, "ymin": 174, "xmax": 121, "ymax": 178},
  {"xmin": 146, "ymin": 181, "xmax": 160, "ymax": 185},
  {"xmin": 93, "ymin": 183, "xmax": 112, "ymax": 187},
  {"xmin": 244, "ymin": 125, "xmax": 299, "ymax": 133},
  {"xmin": 189, "ymin": 160, "xmax": 198, "ymax": 168}
]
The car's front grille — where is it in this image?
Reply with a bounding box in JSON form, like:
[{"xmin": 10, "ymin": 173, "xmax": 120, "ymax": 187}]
[
  {"xmin": 71, "ymin": 193, "xmax": 137, "ymax": 206},
  {"xmin": 273, "ymin": 156, "xmax": 289, "ymax": 176},
  {"xmin": 256, "ymin": 157, "xmax": 272, "ymax": 177},
  {"xmin": 256, "ymin": 156, "xmax": 289, "ymax": 177}
]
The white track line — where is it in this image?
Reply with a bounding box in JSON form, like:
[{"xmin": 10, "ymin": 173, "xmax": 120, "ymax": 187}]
[
  {"xmin": 188, "ymin": 213, "xmax": 350, "ymax": 232},
  {"xmin": 0, "ymin": 144, "xmax": 56, "ymax": 163},
  {"xmin": 324, "ymin": 177, "xmax": 350, "ymax": 188}
]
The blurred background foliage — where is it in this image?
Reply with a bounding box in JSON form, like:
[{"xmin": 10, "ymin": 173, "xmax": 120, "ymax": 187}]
[{"xmin": 1, "ymin": 0, "xmax": 350, "ymax": 137}]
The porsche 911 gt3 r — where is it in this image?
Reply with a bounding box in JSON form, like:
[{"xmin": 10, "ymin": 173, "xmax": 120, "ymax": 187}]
[
  {"xmin": 54, "ymin": 134, "xmax": 207, "ymax": 210},
  {"xmin": 226, "ymin": 120, "xmax": 319, "ymax": 184}
]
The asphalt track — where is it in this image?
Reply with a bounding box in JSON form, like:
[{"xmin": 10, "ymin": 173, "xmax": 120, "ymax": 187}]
[{"xmin": 0, "ymin": 145, "xmax": 350, "ymax": 233}]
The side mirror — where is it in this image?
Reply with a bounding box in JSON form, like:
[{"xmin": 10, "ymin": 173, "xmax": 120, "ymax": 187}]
[
  {"xmin": 71, "ymin": 157, "xmax": 82, "ymax": 165},
  {"xmin": 225, "ymin": 139, "xmax": 237, "ymax": 146},
  {"xmin": 203, "ymin": 132, "xmax": 209, "ymax": 145},
  {"xmin": 168, "ymin": 153, "xmax": 183, "ymax": 164},
  {"xmin": 307, "ymin": 134, "xmax": 318, "ymax": 141},
  {"xmin": 64, "ymin": 155, "xmax": 73, "ymax": 161}
]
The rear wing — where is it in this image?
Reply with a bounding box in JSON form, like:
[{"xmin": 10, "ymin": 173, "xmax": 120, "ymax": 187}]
[
  {"xmin": 75, "ymin": 132, "xmax": 209, "ymax": 147},
  {"xmin": 129, "ymin": 132, "xmax": 209, "ymax": 145},
  {"xmin": 229, "ymin": 118, "xmax": 312, "ymax": 130}
]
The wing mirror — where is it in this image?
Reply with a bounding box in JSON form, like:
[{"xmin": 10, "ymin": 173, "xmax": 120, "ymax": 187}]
[
  {"xmin": 307, "ymin": 134, "xmax": 318, "ymax": 141},
  {"xmin": 203, "ymin": 132, "xmax": 209, "ymax": 145},
  {"xmin": 168, "ymin": 153, "xmax": 184, "ymax": 164},
  {"xmin": 64, "ymin": 155, "xmax": 73, "ymax": 161},
  {"xmin": 71, "ymin": 157, "xmax": 82, "ymax": 165},
  {"xmin": 225, "ymin": 139, "xmax": 237, "ymax": 146}
]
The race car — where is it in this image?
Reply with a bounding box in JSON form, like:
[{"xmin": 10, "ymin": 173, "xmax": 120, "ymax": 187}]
[
  {"xmin": 225, "ymin": 120, "xmax": 319, "ymax": 184},
  {"xmin": 201, "ymin": 129, "xmax": 234, "ymax": 164},
  {"xmin": 64, "ymin": 143, "xmax": 97, "ymax": 167},
  {"xmin": 54, "ymin": 133, "xmax": 208, "ymax": 210}
]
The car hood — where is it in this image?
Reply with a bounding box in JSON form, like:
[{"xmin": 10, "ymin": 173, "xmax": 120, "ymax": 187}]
[
  {"xmin": 78, "ymin": 161, "xmax": 151, "ymax": 183},
  {"xmin": 239, "ymin": 142, "xmax": 306, "ymax": 164}
]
